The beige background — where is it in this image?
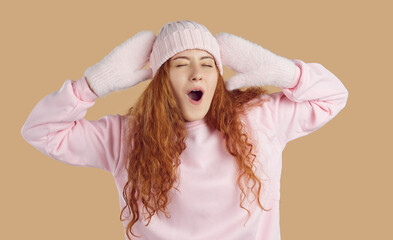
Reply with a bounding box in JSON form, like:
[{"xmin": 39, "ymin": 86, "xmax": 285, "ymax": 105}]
[{"xmin": 2, "ymin": 0, "xmax": 391, "ymax": 239}]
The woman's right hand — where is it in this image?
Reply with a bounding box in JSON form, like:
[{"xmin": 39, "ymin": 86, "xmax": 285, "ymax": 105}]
[{"xmin": 84, "ymin": 30, "xmax": 156, "ymax": 97}]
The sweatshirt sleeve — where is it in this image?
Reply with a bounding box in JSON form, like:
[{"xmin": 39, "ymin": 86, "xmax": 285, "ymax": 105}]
[
  {"xmin": 253, "ymin": 58, "xmax": 349, "ymax": 149},
  {"xmin": 20, "ymin": 76, "xmax": 124, "ymax": 175}
]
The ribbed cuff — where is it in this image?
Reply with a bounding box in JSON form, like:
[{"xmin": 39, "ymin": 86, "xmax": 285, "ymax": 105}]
[
  {"xmin": 72, "ymin": 77, "xmax": 98, "ymax": 102},
  {"xmin": 83, "ymin": 62, "xmax": 116, "ymax": 97},
  {"xmin": 267, "ymin": 56, "xmax": 297, "ymax": 88},
  {"xmin": 284, "ymin": 64, "xmax": 301, "ymax": 89}
]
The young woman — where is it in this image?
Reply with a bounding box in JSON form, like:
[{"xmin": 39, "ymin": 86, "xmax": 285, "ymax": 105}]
[{"xmin": 21, "ymin": 20, "xmax": 348, "ymax": 240}]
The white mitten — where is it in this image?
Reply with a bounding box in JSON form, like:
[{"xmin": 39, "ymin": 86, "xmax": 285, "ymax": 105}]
[
  {"xmin": 215, "ymin": 32, "xmax": 296, "ymax": 91},
  {"xmin": 84, "ymin": 30, "xmax": 156, "ymax": 97}
]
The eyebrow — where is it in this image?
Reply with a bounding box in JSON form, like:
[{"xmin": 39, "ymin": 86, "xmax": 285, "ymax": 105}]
[{"xmin": 172, "ymin": 56, "xmax": 214, "ymax": 61}]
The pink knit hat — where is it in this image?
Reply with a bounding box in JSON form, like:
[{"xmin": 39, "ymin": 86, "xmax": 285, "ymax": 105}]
[{"xmin": 150, "ymin": 20, "xmax": 223, "ymax": 77}]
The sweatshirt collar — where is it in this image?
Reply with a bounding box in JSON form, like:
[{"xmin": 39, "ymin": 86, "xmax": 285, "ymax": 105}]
[{"xmin": 184, "ymin": 118, "xmax": 207, "ymax": 130}]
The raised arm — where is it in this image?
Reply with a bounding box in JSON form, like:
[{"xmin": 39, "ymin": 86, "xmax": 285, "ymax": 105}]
[
  {"xmin": 255, "ymin": 59, "xmax": 348, "ymax": 148},
  {"xmin": 21, "ymin": 77, "xmax": 125, "ymax": 174},
  {"xmin": 215, "ymin": 32, "xmax": 348, "ymax": 148},
  {"xmin": 21, "ymin": 30, "xmax": 156, "ymax": 174}
]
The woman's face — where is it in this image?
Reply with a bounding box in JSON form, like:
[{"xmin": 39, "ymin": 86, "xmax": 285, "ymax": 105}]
[{"xmin": 169, "ymin": 49, "xmax": 218, "ymax": 122}]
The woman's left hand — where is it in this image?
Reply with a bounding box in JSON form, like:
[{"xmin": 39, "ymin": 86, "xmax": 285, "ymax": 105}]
[{"xmin": 215, "ymin": 32, "xmax": 297, "ymax": 90}]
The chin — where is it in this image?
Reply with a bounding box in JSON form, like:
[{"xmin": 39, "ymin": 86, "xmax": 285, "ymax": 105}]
[
  {"xmin": 184, "ymin": 113, "xmax": 206, "ymax": 122},
  {"xmin": 184, "ymin": 117, "xmax": 200, "ymax": 122}
]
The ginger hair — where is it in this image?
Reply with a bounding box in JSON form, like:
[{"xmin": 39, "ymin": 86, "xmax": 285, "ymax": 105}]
[{"xmin": 120, "ymin": 59, "xmax": 271, "ymax": 239}]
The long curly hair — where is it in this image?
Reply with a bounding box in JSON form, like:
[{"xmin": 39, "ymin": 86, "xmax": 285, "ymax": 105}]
[{"xmin": 120, "ymin": 59, "xmax": 271, "ymax": 239}]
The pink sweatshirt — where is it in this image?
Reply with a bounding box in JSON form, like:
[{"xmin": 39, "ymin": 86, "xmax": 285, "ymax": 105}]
[{"xmin": 21, "ymin": 59, "xmax": 348, "ymax": 240}]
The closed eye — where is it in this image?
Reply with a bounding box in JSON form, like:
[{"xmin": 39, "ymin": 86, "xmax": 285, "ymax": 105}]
[{"xmin": 176, "ymin": 65, "xmax": 213, "ymax": 67}]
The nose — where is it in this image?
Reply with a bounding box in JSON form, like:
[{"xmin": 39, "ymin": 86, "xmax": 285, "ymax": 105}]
[{"xmin": 190, "ymin": 65, "xmax": 203, "ymax": 81}]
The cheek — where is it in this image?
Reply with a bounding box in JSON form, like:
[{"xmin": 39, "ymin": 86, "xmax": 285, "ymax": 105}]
[
  {"xmin": 209, "ymin": 78, "xmax": 218, "ymax": 96},
  {"xmin": 169, "ymin": 78, "xmax": 185, "ymax": 101}
]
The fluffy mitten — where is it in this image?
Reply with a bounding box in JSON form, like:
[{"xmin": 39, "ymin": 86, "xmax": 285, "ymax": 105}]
[
  {"xmin": 215, "ymin": 32, "xmax": 297, "ymax": 91},
  {"xmin": 84, "ymin": 30, "xmax": 156, "ymax": 97}
]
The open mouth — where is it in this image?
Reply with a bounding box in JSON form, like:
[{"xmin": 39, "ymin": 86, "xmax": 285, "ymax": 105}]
[
  {"xmin": 186, "ymin": 88, "xmax": 204, "ymax": 105},
  {"xmin": 187, "ymin": 90, "xmax": 203, "ymax": 101}
]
